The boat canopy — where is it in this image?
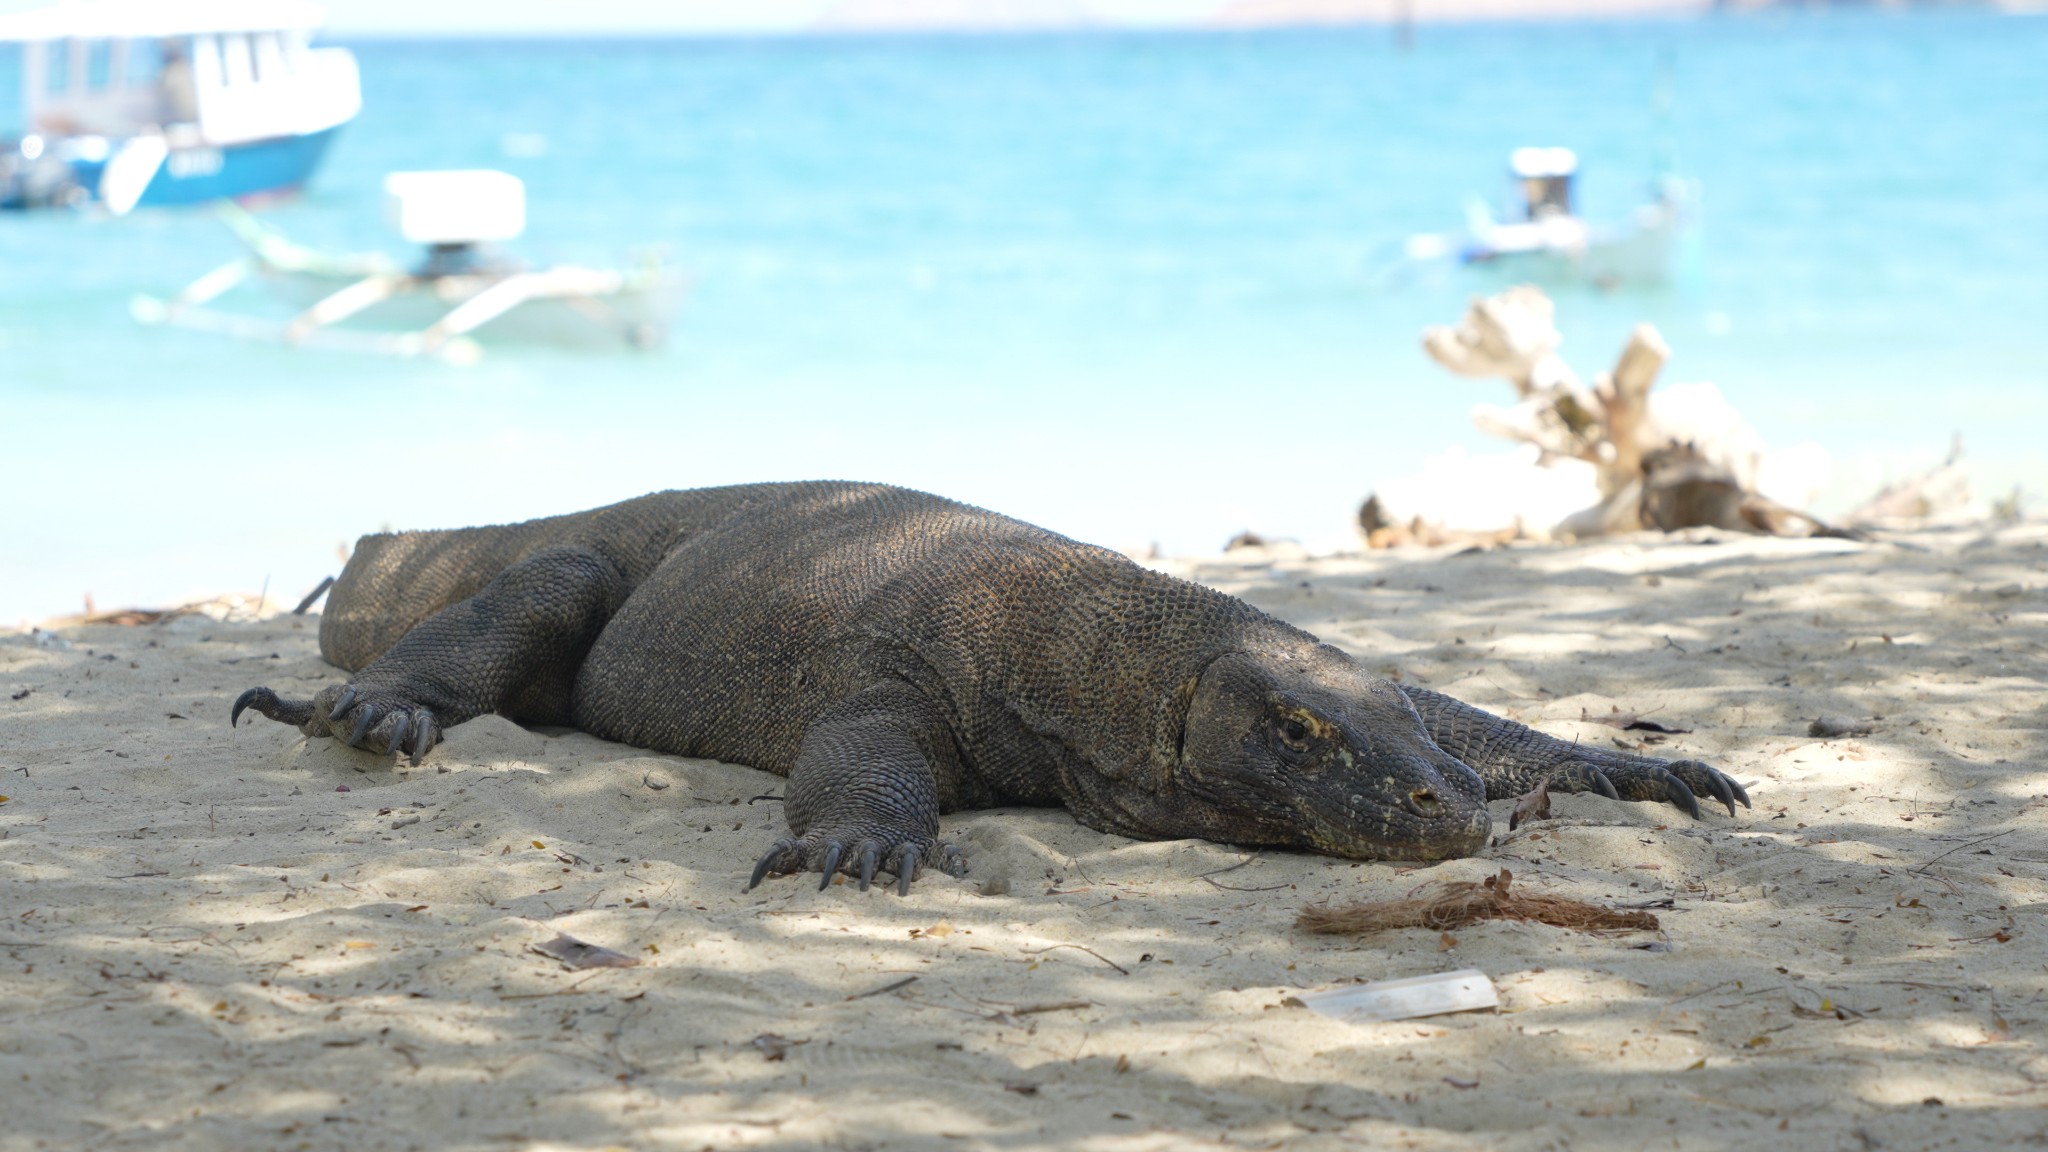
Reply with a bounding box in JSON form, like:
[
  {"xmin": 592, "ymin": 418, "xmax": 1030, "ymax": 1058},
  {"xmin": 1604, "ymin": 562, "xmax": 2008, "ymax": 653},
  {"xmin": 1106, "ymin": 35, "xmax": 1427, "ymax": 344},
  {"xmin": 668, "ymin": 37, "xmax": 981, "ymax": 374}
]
[
  {"xmin": 1509, "ymin": 146, "xmax": 1577, "ymax": 221},
  {"xmin": 3, "ymin": 0, "xmax": 358, "ymax": 149},
  {"xmin": 1509, "ymin": 147, "xmax": 1578, "ymax": 179}
]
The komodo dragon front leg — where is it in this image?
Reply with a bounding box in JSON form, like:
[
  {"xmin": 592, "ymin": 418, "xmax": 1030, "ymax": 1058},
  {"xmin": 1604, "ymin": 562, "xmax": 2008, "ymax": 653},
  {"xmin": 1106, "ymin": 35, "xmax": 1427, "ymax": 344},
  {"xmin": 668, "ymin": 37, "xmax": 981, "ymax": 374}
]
[
  {"xmin": 232, "ymin": 547, "xmax": 628, "ymax": 763},
  {"xmin": 747, "ymin": 682, "xmax": 971, "ymax": 896},
  {"xmin": 1398, "ymin": 685, "xmax": 1750, "ymax": 817}
]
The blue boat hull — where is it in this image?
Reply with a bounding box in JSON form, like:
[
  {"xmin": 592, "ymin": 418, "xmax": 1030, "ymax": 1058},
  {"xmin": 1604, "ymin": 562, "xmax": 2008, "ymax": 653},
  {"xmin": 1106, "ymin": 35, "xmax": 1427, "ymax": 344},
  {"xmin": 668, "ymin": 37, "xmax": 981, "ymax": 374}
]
[{"xmin": 2, "ymin": 126, "xmax": 341, "ymax": 211}]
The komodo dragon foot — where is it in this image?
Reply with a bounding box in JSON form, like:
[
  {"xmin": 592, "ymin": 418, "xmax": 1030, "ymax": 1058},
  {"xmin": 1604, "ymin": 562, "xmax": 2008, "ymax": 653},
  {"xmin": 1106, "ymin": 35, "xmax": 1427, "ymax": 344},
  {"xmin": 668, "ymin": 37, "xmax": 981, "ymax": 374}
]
[
  {"xmin": 748, "ymin": 834, "xmax": 968, "ymax": 898},
  {"xmin": 1396, "ymin": 685, "xmax": 1749, "ymax": 819},
  {"xmin": 1543, "ymin": 751, "xmax": 1748, "ymax": 819},
  {"xmin": 744, "ymin": 681, "xmax": 969, "ymax": 896},
  {"xmin": 232, "ymin": 682, "xmax": 442, "ymax": 766}
]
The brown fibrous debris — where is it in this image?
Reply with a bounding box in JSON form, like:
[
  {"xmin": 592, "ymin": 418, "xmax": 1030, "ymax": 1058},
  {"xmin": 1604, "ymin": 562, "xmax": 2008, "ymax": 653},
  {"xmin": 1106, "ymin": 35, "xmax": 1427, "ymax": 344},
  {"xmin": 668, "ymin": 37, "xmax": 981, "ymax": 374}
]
[{"xmin": 1296, "ymin": 868, "xmax": 1660, "ymax": 936}]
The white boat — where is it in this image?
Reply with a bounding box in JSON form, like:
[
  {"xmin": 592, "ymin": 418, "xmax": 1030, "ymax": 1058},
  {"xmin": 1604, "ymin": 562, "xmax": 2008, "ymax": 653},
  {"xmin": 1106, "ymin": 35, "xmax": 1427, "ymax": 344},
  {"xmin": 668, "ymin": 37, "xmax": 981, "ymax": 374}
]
[
  {"xmin": 131, "ymin": 170, "xmax": 683, "ymax": 360},
  {"xmin": 1403, "ymin": 148, "xmax": 1691, "ymax": 289},
  {"xmin": 0, "ymin": 0, "xmax": 360, "ymax": 213}
]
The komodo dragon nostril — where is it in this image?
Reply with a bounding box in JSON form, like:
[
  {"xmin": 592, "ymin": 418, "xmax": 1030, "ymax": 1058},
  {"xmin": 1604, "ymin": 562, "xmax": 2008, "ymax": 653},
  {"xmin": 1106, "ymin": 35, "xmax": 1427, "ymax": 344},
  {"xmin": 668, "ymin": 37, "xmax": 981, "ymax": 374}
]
[{"xmin": 1407, "ymin": 788, "xmax": 1441, "ymax": 815}]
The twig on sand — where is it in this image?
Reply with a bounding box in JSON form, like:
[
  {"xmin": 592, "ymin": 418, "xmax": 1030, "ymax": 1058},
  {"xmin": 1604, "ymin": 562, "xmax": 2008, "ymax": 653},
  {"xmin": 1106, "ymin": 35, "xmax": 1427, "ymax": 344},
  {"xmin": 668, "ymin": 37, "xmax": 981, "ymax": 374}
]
[
  {"xmin": 846, "ymin": 975, "xmax": 919, "ymax": 1001},
  {"xmin": 1197, "ymin": 856, "xmax": 1256, "ymax": 879},
  {"xmin": 1913, "ymin": 829, "xmax": 2015, "ymax": 874},
  {"xmin": 1014, "ymin": 999, "xmax": 1091, "ymax": 1016},
  {"xmin": 499, "ymin": 971, "xmax": 612, "ymax": 999},
  {"xmin": 1195, "ymin": 855, "xmax": 1289, "ymax": 890},
  {"xmin": 1875, "ymin": 979, "xmax": 1986, "ymax": 994},
  {"xmin": 1204, "ymin": 876, "xmax": 1294, "ymax": 892},
  {"xmin": 991, "ymin": 1000, "xmax": 1092, "ymax": 1020},
  {"xmin": 1019, "ymin": 944, "xmax": 1130, "ymax": 975}
]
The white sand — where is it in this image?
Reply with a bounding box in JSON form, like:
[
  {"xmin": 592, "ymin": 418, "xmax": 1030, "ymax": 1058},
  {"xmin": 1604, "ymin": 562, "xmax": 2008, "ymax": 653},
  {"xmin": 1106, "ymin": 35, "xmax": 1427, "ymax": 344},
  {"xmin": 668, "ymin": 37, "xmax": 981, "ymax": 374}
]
[{"xmin": 4, "ymin": 522, "xmax": 2045, "ymax": 1150}]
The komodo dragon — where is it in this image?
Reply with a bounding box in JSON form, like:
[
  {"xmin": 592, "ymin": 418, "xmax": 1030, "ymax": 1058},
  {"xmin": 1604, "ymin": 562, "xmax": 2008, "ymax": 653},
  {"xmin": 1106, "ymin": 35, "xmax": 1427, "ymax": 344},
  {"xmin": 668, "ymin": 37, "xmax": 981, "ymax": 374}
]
[{"xmin": 232, "ymin": 481, "xmax": 1747, "ymax": 894}]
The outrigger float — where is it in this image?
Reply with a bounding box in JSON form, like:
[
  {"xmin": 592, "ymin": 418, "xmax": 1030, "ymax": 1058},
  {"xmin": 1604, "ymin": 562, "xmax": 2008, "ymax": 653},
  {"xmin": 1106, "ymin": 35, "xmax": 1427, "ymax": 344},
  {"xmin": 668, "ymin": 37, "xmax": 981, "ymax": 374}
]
[
  {"xmin": 0, "ymin": 0, "xmax": 359, "ymax": 212},
  {"xmin": 131, "ymin": 170, "xmax": 682, "ymax": 360}
]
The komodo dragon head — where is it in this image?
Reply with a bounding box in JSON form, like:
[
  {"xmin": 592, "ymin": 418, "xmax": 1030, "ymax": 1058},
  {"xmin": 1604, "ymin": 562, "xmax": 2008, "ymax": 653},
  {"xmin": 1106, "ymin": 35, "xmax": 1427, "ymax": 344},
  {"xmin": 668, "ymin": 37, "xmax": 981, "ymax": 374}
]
[{"xmin": 1175, "ymin": 646, "xmax": 1491, "ymax": 860}]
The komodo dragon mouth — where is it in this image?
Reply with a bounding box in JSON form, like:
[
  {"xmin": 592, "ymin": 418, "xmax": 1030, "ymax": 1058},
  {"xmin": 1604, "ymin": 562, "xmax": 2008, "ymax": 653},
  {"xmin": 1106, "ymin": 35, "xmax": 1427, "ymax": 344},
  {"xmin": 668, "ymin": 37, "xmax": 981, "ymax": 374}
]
[{"xmin": 229, "ymin": 481, "xmax": 1748, "ymax": 894}]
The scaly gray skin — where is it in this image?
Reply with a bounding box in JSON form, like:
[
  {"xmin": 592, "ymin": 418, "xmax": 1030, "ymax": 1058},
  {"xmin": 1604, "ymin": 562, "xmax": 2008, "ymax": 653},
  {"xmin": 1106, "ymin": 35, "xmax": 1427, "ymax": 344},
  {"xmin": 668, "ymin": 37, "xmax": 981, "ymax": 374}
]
[{"xmin": 231, "ymin": 482, "xmax": 1747, "ymax": 894}]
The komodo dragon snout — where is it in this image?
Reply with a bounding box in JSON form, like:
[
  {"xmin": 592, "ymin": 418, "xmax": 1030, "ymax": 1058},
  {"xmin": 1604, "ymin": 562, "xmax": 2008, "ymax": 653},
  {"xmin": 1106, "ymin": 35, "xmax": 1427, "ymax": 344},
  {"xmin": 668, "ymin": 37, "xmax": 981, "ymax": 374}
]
[{"xmin": 1179, "ymin": 650, "xmax": 1490, "ymax": 861}]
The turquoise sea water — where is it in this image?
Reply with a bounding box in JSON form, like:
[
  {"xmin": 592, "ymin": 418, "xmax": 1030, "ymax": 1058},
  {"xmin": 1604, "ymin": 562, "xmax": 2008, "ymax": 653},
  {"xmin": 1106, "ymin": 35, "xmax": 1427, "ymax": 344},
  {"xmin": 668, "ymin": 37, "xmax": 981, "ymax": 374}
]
[{"xmin": 3, "ymin": 13, "xmax": 2045, "ymax": 623}]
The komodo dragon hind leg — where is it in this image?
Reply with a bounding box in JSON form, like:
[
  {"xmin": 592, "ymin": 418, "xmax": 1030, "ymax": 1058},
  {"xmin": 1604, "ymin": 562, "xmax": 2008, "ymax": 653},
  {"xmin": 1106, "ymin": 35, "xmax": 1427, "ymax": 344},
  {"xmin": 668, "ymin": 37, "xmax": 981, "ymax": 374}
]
[
  {"xmin": 1397, "ymin": 685, "xmax": 1751, "ymax": 818},
  {"xmin": 232, "ymin": 546, "xmax": 628, "ymax": 766},
  {"xmin": 747, "ymin": 682, "xmax": 968, "ymax": 897}
]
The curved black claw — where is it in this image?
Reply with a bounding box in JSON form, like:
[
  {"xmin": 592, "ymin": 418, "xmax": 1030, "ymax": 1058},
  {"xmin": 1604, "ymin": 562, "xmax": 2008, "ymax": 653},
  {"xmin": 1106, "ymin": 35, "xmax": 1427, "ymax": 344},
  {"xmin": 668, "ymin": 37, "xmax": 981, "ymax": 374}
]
[
  {"xmin": 817, "ymin": 842, "xmax": 845, "ymax": 890},
  {"xmin": 387, "ymin": 712, "xmax": 412, "ymax": 759},
  {"xmin": 747, "ymin": 838, "xmax": 804, "ymax": 892},
  {"xmin": 1550, "ymin": 761, "xmax": 1620, "ymax": 800},
  {"xmin": 1661, "ymin": 769, "xmax": 1703, "ymax": 819},
  {"xmin": 1700, "ymin": 765, "xmax": 1736, "ymax": 815},
  {"xmin": 230, "ymin": 687, "xmax": 269, "ymax": 728},
  {"xmin": 857, "ymin": 843, "xmax": 880, "ymax": 892},
  {"xmin": 408, "ymin": 712, "xmax": 438, "ymax": 767},
  {"xmin": 230, "ymin": 685, "xmax": 313, "ymax": 728},
  {"xmin": 896, "ymin": 843, "xmax": 916, "ymax": 897},
  {"xmin": 346, "ymin": 706, "xmax": 378, "ymax": 748},
  {"xmin": 328, "ymin": 685, "xmax": 357, "ymax": 723}
]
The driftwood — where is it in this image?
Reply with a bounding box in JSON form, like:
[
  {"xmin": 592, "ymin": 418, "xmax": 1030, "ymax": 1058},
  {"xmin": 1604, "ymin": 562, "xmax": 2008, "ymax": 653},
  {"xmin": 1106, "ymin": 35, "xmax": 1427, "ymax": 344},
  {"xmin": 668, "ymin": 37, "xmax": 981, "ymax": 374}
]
[
  {"xmin": 1296, "ymin": 868, "xmax": 1659, "ymax": 935},
  {"xmin": 1392, "ymin": 286, "xmax": 1852, "ymax": 542},
  {"xmin": 1845, "ymin": 435, "xmax": 1980, "ymax": 527},
  {"xmin": 41, "ymin": 593, "xmax": 271, "ymax": 629},
  {"xmin": 1356, "ymin": 493, "xmax": 1522, "ymax": 551},
  {"xmin": 1639, "ymin": 443, "xmax": 1857, "ymax": 539}
]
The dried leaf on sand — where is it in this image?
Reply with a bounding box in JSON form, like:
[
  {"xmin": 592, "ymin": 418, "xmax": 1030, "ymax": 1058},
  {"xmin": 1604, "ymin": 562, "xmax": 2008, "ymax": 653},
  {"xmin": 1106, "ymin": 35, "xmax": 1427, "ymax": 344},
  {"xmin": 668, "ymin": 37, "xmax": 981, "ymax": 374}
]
[
  {"xmin": 531, "ymin": 932, "xmax": 641, "ymax": 970},
  {"xmin": 1296, "ymin": 869, "xmax": 1659, "ymax": 936},
  {"xmin": 1509, "ymin": 782, "xmax": 1551, "ymax": 831}
]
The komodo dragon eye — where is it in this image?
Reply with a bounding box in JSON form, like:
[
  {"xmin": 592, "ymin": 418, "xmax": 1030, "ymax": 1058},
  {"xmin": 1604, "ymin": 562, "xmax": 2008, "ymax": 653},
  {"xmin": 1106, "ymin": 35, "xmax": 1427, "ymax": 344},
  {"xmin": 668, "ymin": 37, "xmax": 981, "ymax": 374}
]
[{"xmin": 1274, "ymin": 713, "xmax": 1315, "ymax": 754}]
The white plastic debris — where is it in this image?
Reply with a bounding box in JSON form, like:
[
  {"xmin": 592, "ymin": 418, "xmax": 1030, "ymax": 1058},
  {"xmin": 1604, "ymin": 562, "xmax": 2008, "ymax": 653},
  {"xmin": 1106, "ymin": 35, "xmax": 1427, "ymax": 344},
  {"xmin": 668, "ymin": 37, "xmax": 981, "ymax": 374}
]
[{"xmin": 1296, "ymin": 969, "xmax": 1499, "ymax": 1024}]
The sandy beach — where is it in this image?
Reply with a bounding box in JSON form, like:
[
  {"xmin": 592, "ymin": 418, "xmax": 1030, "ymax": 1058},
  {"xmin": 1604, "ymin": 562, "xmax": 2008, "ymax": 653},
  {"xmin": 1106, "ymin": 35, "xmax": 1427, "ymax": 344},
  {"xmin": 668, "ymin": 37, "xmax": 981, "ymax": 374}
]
[{"xmin": 3, "ymin": 521, "xmax": 2045, "ymax": 1151}]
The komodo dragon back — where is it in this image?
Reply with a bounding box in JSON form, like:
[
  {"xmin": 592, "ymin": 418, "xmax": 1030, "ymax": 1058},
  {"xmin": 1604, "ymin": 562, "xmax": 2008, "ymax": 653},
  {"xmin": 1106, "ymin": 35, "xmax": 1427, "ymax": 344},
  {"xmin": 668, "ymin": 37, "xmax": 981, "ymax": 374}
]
[{"xmin": 234, "ymin": 481, "xmax": 1748, "ymax": 895}]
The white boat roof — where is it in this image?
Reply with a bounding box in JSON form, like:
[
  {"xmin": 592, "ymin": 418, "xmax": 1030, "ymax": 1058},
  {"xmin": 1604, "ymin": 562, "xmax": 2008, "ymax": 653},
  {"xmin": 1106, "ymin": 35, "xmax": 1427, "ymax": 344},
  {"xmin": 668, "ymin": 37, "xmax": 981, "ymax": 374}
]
[
  {"xmin": 1510, "ymin": 147, "xmax": 1578, "ymax": 179},
  {"xmin": 0, "ymin": 0, "xmax": 328, "ymax": 42}
]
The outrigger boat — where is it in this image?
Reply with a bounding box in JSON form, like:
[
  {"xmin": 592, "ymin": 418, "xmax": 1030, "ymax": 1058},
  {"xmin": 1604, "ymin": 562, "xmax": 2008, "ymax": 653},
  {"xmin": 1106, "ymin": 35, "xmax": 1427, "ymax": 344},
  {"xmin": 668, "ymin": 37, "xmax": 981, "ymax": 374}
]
[
  {"xmin": 1400, "ymin": 148, "xmax": 1691, "ymax": 288},
  {"xmin": 131, "ymin": 170, "xmax": 682, "ymax": 360},
  {"xmin": 0, "ymin": 0, "xmax": 359, "ymax": 213}
]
